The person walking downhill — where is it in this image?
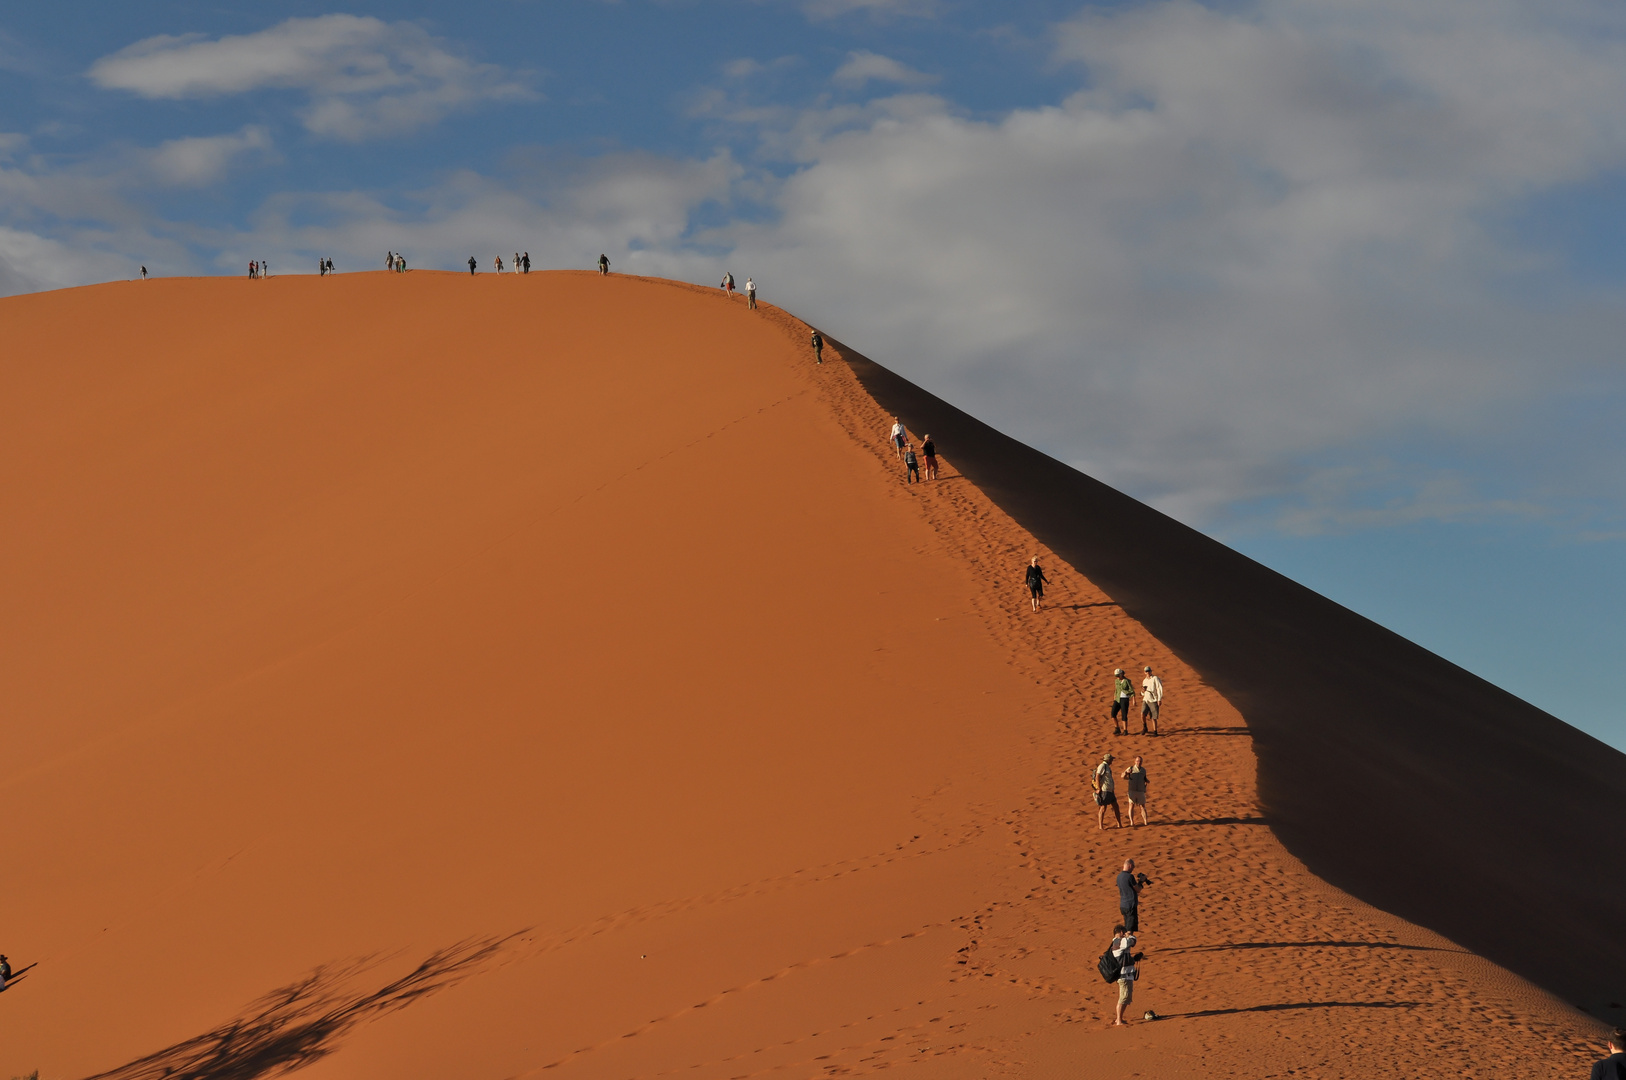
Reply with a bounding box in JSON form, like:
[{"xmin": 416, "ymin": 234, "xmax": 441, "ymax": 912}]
[
  {"xmin": 904, "ymin": 443, "xmax": 921, "ymax": 485},
  {"xmin": 1140, "ymin": 666, "xmax": 1163, "ymax": 735},
  {"xmin": 1091, "ymin": 753, "xmax": 1122, "ymax": 830},
  {"xmin": 1110, "ymin": 926, "xmax": 1142, "ymax": 1026},
  {"xmin": 1123, "ymin": 754, "xmax": 1149, "ymax": 826},
  {"xmin": 810, "ymin": 329, "xmax": 824, "ymax": 364},
  {"xmin": 921, "ymin": 435, "xmax": 938, "ymax": 480},
  {"xmin": 598, "ymin": 253, "xmax": 610, "ymax": 275},
  {"xmin": 468, "ymin": 256, "xmax": 477, "ymax": 276},
  {"xmin": 1025, "ymin": 555, "xmax": 1049, "ymax": 612},
  {"xmin": 1111, "ymin": 669, "xmax": 1136, "ymax": 735},
  {"xmin": 889, "ymin": 418, "xmax": 907, "ymax": 459},
  {"xmin": 745, "ymin": 277, "xmax": 757, "ymax": 309}
]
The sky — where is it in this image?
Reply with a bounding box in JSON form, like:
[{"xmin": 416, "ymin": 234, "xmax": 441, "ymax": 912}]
[{"xmin": 2, "ymin": 0, "xmax": 1624, "ymax": 751}]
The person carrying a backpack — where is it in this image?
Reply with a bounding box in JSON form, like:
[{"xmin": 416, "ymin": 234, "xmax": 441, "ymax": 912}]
[
  {"xmin": 1109, "ymin": 926, "xmax": 1141, "ymax": 1026},
  {"xmin": 1092, "ymin": 753, "xmax": 1122, "ymax": 830},
  {"xmin": 810, "ymin": 329, "xmax": 823, "ymax": 363}
]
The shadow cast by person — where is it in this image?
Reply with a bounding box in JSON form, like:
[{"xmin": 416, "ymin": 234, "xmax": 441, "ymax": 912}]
[
  {"xmin": 1058, "ymin": 602, "xmax": 1120, "ymax": 611},
  {"xmin": 1163, "ymin": 941, "xmax": 1458, "ymax": 957},
  {"xmin": 80, "ymin": 934, "xmax": 521, "ymax": 1080},
  {"xmin": 1149, "ymin": 815, "xmax": 1269, "ymax": 827},
  {"xmin": 1169, "ymin": 999, "xmax": 1422, "ymax": 1019}
]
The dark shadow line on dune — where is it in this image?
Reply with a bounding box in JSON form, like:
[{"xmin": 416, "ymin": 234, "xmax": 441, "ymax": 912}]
[
  {"xmin": 1162, "ymin": 726, "xmax": 1252, "ymax": 737},
  {"xmin": 1169, "ymin": 1000, "xmax": 1421, "ymax": 1019},
  {"xmin": 80, "ymin": 934, "xmax": 522, "ymax": 1080},
  {"xmin": 1056, "ymin": 602, "xmax": 1120, "ymax": 610},
  {"xmin": 1147, "ymin": 816, "xmax": 1269, "ymax": 827},
  {"xmin": 1164, "ymin": 941, "xmax": 1455, "ymax": 956}
]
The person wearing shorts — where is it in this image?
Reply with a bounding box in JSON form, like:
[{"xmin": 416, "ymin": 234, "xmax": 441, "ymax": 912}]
[
  {"xmin": 890, "ymin": 418, "xmax": 907, "ymax": 458},
  {"xmin": 1140, "ymin": 665, "xmax": 1163, "ymax": 735},
  {"xmin": 1092, "ymin": 753, "xmax": 1122, "ymax": 830},
  {"xmin": 1111, "ymin": 928, "xmax": 1139, "ymax": 1025},
  {"xmin": 921, "ymin": 435, "xmax": 938, "ymax": 479},
  {"xmin": 1123, "ymin": 754, "xmax": 1148, "ymax": 826},
  {"xmin": 1111, "ymin": 669, "xmax": 1135, "ymax": 734},
  {"xmin": 1025, "ymin": 556, "xmax": 1049, "ymax": 611}
]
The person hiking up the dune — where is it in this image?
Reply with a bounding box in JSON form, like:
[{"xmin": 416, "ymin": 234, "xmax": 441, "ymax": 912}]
[
  {"xmin": 890, "ymin": 418, "xmax": 907, "ymax": 459},
  {"xmin": 1111, "ymin": 669, "xmax": 1136, "ymax": 735},
  {"xmin": 468, "ymin": 256, "xmax": 477, "ymax": 276},
  {"xmin": 598, "ymin": 254, "xmax": 609, "ymax": 275},
  {"xmin": 904, "ymin": 443, "xmax": 920, "ymax": 485},
  {"xmin": 810, "ymin": 329, "xmax": 824, "ymax": 364},
  {"xmin": 745, "ymin": 277, "xmax": 757, "ymax": 309},
  {"xmin": 921, "ymin": 434, "xmax": 938, "ymax": 480},
  {"xmin": 1109, "ymin": 925, "xmax": 1142, "ymax": 1026},
  {"xmin": 1592, "ymin": 1030, "xmax": 1626, "ymax": 1080},
  {"xmin": 721, "ymin": 271, "xmax": 735, "ymax": 298},
  {"xmin": 1092, "ymin": 753, "xmax": 1122, "ymax": 830},
  {"xmin": 1140, "ymin": 666, "xmax": 1163, "ymax": 735},
  {"xmin": 1025, "ymin": 556, "xmax": 1049, "ymax": 611},
  {"xmin": 1123, "ymin": 754, "xmax": 1149, "ymax": 826}
]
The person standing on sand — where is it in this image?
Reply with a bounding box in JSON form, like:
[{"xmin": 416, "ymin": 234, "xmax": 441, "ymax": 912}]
[
  {"xmin": 396, "ymin": 255, "xmax": 407, "ymax": 272},
  {"xmin": 921, "ymin": 435, "xmax": 938, "ymax": 480},
  {"xmin": 523, "ymin": 252, "xmax": 531, "ymax": 274},
  {"xmin": 1117, "ymin": 858, "xmax": 1144, "ymax": 931},
  {"xmin": 1025, "ymin": 556, "xmax": 1048, "ymax": 611},
  {"xmin": 1140, "ymin": 666, "xmax": 1163, "ymax": 735},
  {"xmin": 1592, "ymin": 1030, "xmax": 1626, "ymax": 1080},
  {"xmin": 140, "ymin": 265, "xmax": 148, "ymax": 279},
  {"xmin": 495, "ymin": 255, "xmax": 504, "ymax": 273},
  {"xmin": 248, "ymin": 260, "xmax": 255, "ymax": 279},
  {"xmin": 904, "ymin": 443, "xmax": 920, "ymax": 484},
  {"xmin": 890, "ymin": 418, "xmax": 907, "ymax": 458},
  {"xmin": 599, "ymin": 254, "xmax": 609, "ymax": 275},
  {"xmin": 468, "ymin": 256, "xmax": 477, "ymax": 276},
  {"xmin": 1123, "ymin": 754, "xmax": 1149, "ymax": 826},
  {"xmin": 810, "ymin": 329, "xmax": 824, "ymax": 363},
  {"xmin": 745, "ymin": 277, "xmax": 757, "ymax": 309},
  {"xmin": 1110, "ymin": 925, "xmax": 1140, "ymax": 1026},
  {"xmin": 1092, "ymin": 753, "xmax": 1122, "ymax": 830},
  {"xmin": 1111, "ymin": 669, "xmax": 1136, "ymax": 735},
  {"xmin": 327, "ymin": 258, "xmax": 334, "ymax": 275}
]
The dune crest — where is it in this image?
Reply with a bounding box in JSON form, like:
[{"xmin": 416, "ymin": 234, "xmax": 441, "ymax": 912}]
[{"xmin": 0, "ymin": 272, "xmax": 1609, "ymax": 1078}]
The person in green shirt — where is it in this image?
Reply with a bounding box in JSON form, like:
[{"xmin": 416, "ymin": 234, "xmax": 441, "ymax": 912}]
[{"xmin": 1111, "ymin": 668, "xmax": 1135, "ymax": 735}]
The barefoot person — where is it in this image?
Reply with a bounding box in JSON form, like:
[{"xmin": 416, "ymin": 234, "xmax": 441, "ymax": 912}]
[
  {"xmin": 1123, "ymin": 754, "xmax": 1149, "ymax": 826},
  {"xmin": 1110, "ymin": 926, "xmax": 1141, "ymax": 1026},
  {"xmin": 1092, "ymin": 753, "xmax": 1122, "ymax": 830},
  {"xmin": 1140, "ymin": 665, "xmax": 1163, "ymax": 735},
  {"xmin": 1111, "ymin": 669, "xmax": 1135, "ymax": 735},
  {"xmin": 1025, "ymin": 556, "xmax": 1049, "ymax": 611},
  {"xmin": 921, "ymin": 434, "xmax": 938, "ymax": 479}
]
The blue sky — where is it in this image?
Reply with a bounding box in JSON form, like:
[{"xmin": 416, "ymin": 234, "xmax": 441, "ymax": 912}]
[{"xmin": 2, "ymin": 0, "xmax": 1624, "ymax": 751}]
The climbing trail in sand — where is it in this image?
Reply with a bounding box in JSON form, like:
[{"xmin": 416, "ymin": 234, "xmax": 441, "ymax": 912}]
[{"xmin": 0, "ymin": 272, "xmax": 1610, "ymax": 1078}]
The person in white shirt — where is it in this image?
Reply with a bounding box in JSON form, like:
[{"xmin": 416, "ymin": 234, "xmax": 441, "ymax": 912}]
[
  {"xmin": 1111, "ymin": 926, "xmax": 1140, "ymax": 1025},
  {"xmin": 890, "ymin": 418, "xmax": 907, "ymax": 458},
  {"xmin": 1140, "ymin": 665, "xmax": 1164, "ymax": 736},
  {"xmin": 745, "ymin": 277, "xmax": 758, "ymax": 309}
]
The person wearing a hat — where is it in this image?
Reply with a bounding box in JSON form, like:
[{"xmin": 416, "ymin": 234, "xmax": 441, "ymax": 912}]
[
  {"xmin": 1140, "ymin": 665, "xmax": 1164, "ymax": 736},
  {"xmin": 1091, "ymin": 752, "xmax": 1122, "ymax": 830},
  {"xmin": 1111, "ymin": 668, "xmax": 1136, "ymax": 735}
]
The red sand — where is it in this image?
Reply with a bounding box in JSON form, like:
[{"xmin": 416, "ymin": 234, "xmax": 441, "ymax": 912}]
[{"xmin": 0, "ymin": 271, "xmax": 1609, "ymax": 1078}]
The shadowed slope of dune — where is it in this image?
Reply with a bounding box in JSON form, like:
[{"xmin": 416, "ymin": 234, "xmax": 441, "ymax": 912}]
[
  {"xmin": 836, "ymin": 336, "xmax": 1626, "ymax": 1022},
  {"xmin": 0, "ymin": 271, "xmax": 1613, "ymax": 1080}
]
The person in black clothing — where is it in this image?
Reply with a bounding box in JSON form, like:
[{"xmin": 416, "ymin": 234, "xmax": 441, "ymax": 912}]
[
  {"xmin": 522, "ymin": 252, "xmax": 531, "ymax": 274},
  {"xmin": 1025, "ymin": 555, "xmax": 1049, "ymax": 611},
  {"xmin": 810, "ymin": 329, "xmax": 824, "ymax": 363},
  {"xmin": 468, "ymin": 256, "xmax": 477, "ymax": 275},
  {"xmin": 1593, "ymin": 1031, "xmax": 1626, "ymax": 1080},
  {"xmin": 140, "ymin": 265, "xmax": 148, "ymax": 279},
  {"xmin": 1117, "ymin": 858, "xmax": 1145, "ymax": 932},
  {"xmin": 921, "ymin": 435, "xmax": 938, "ymax": 480},
  {"xmin": 598, "ymin": 253, "xmax": 610, "ymax": 275}
]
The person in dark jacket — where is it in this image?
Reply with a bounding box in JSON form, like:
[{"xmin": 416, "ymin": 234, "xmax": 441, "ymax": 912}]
[
  {"xmin": 810, "ymin": 329, "xmax": 823, "ymax": 363},
  {"xmin": 1025, "ymin": 556, "xmax": 1049, "ymax": 611},
  {"xmin": 1592, "ymin": 1030, "xmax": 1626, "ymax": 1080},
  {"xmin": 468, "ymin": 256, "xmax": 477, "ymax": 275},
  {"xmin": 903, "ymin": 443, "xmax": 920, "ymax": 484}
]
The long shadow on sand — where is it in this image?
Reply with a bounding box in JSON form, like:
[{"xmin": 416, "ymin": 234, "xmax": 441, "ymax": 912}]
[
  {"xmin": 1164, "ymin": 941, "xmax": 1456, "ymax": 956},
  {"xmin": 1169, "ymin": 1000, "xmax": 1421, "ymax": 1019},
  {"xmin": 1149, "ymin": 815, "xmax": 1269, "ymax": 827},
  {"xmin": 1161, "ymin": 726, "xmax": 1252, "ymax": 737},
  {"xmin": 81, "ymin": 936, "xmax": 518, "ymax": 1080}
]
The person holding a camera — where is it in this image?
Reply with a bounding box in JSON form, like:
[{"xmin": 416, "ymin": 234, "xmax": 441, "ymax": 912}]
[
  {"xmin": 1118, "ymin": 858, "xmax": 1150, "ymax": 931},
  {"xmin": 1109, "ymin": 924, "xmax": 1143, "ymax": 1026}
]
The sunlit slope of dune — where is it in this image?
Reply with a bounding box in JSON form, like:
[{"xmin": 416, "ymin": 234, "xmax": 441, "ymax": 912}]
[{"xmin": 0, "ymin": 271, "xmax": 1608, "ymax": 1080}]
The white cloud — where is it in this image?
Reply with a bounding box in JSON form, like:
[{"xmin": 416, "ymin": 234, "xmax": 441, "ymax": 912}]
[
  {"xmin": 832, "ymin": 51, "xmax": 937, "ymax": 88},
  {"xmin": 147, "ymin": 126, "xmax": 273, "ymax": 187},
  {"xmin": 88, "ymin": 15, "xmax": 533, "ymax": 140}
]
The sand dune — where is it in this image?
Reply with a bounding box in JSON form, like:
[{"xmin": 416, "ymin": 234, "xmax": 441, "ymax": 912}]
[{"xmin": 0, "ymin": 271, "xmax": 1616, "ymax": 1078}]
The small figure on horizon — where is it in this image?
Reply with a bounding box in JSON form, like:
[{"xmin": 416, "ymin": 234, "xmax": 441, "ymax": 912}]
[
  {"xmin": 495, "ymin": 255, "xmax": 505, "ymax": 273},
  {"xmin": 396, "ymin": 255, "xmax": 407, "ymax": 272},
  {"xmin": 522, "ymin": 252, "xmax": 531, "ymax": 274},
  {"xmin": 1109, "ymin": 925, "xmax": 1141, "ymax": 1026},
  {"xmin": 248, "ymin": 260, "xmax": 256, "ymax": 279},
  {"xmin": 387, "ymin": 251, "xmax": 396, "ymax": 271},
  {"xmin": 810, "ymin": 329, "xmax": 823, "ymax": 364},
  {"xmin": 468, "ymin": 256, "xmax": 477, "ymax": 276},
  {"xmin": 890, "ymin": 417, "xmax": 907, "ymax": 458},
  {"xmin": 1591, "ymin": 1030, "xmax": 1626, "ymax": 1080},
  {"xmin": 1123, "ymin": 754, "xmax": 1149, "ymax": 826},
  {"xmin": 318, "ymin": 257, "xmax": 326, "ymax": 276},
  {"xmin": 262, "ymin": 259, "xmax": 269, "ymax": 278},
  {"xmin": 327, "ymin": 258, "xmax": 335, "ymax": 275},
  {"xmin": 904, "ymin": 442, "xmax": 920, "ymax": 485},
  {"xmin": 514, "ymin": 253, "xmax": 520, "ymax": 275},
  {"xmin": 745, "ymin": 277, "xmax": 757, "ymax": 309},
  {"xmin": 598, "ymin": 253, "xmax": 609, "ymax": 275},
  {"xmin": 921, "ymin": 434, "xmax": 938, "ymax": 480},
  {"xmin": 1092, "ymin": 753, "xmax": 1122, "ymax": 830},
  {"xmin": 140, "ymin": 265, "xmax": 148, "ymax": 280},
  {"xmin": 1025, "ymin": 555, "xmax": 1048, "ymax": 611},
  {"xmin": 1140, "ymin": 666, "xmax": 1163, "ymax": 736},
  {"xmin": 1111, "ymin": 668, "xmax": 1136, "ymax": 735}
]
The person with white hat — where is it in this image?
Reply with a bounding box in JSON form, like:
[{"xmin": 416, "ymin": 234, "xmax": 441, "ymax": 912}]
[
  {"xmin": 1111, "ymin": 669, "xmax": 1135, "ymax": 735},
  {"xmin": 1091, "ymin": 752, "xmax": 1122, "ymax": 830},
  {"xmin": 1140, "ymin": 665, "xmax": 1164, "ymax": 736}
]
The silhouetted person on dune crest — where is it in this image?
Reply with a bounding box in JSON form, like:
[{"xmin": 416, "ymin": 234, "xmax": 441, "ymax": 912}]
[
  {"xmin": 599, "ymin": 253, "xmax": 609, "ymax": 275},
  {"xmin": 468, "ymin": 256, "xmax": 477, "ymax": 276}
]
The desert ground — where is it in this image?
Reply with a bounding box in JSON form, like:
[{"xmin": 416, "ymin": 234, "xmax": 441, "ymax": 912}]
[{"xmin": 0, "ymin": 271, "xmax": 1614, "ymax": 1078}]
